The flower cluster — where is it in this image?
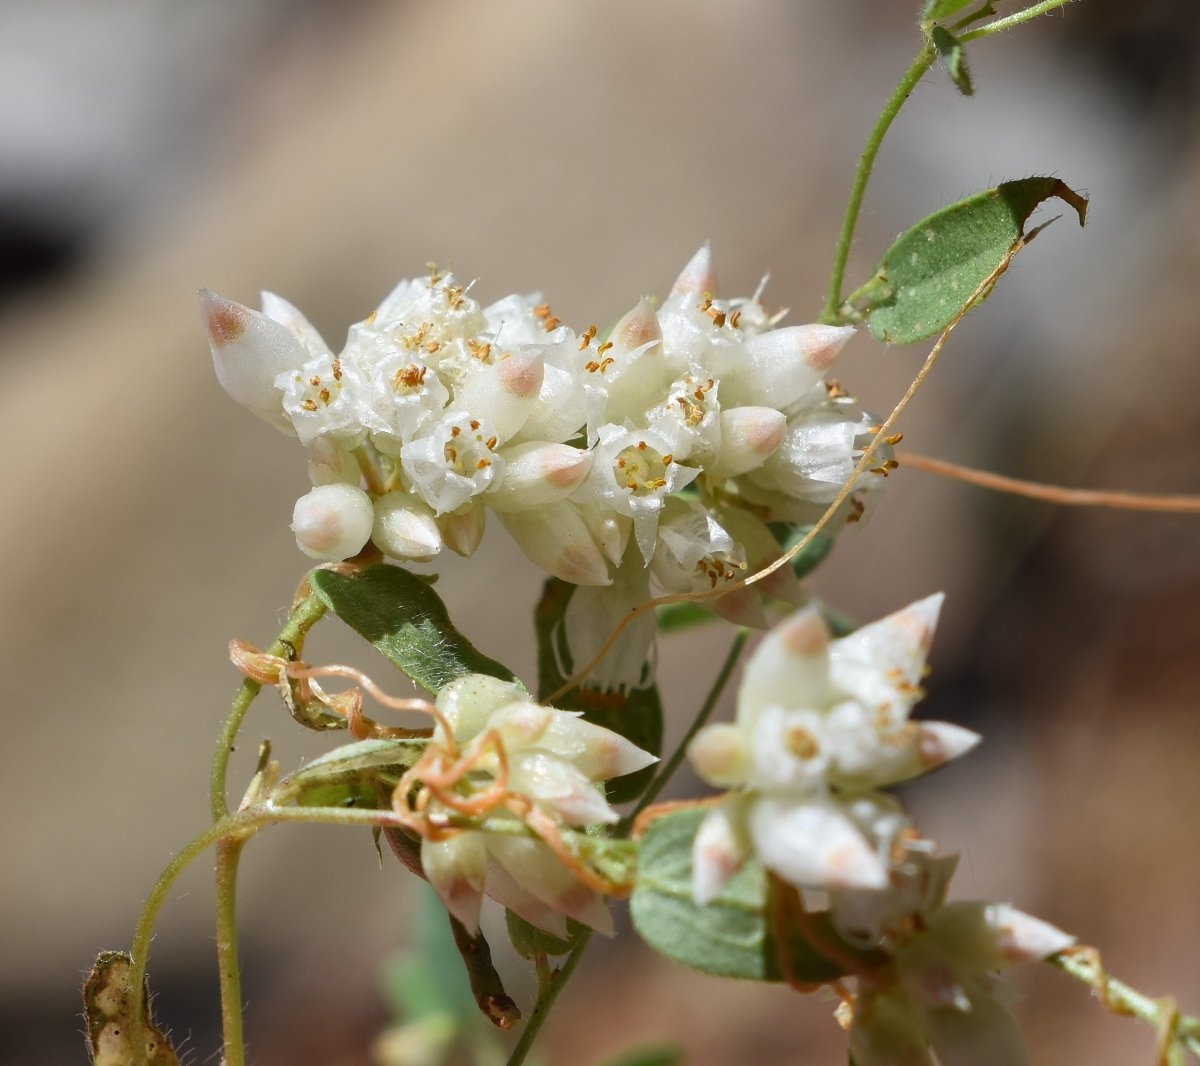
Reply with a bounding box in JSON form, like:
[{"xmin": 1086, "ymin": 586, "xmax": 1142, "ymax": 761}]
[
  {"xmin": 202, "ymin": 248, "xmax": 888, "ymax": 596},
  {"xmin": 686, "ymin": 596, "xmax": 1073, "ymax": 1065},
  {"xmin": 687, "ymin": 594, "xmax": 978, "ymax": 900},
  {"xmin": 398, "ymin": 675, "xmax": 655, "ymax": 938}
]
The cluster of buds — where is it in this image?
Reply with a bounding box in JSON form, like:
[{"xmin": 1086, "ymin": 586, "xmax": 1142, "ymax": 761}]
[
  {"xmin": 202, "ymin": 247, "xmax": 888, "ymax": 599},
  {"xmin": 394, "ymin": 675, "xmax": 656, "ymax": 937},
  {"xmin": 686, "ymin": 597, "xmax": 1073, "ymax": 1064}
]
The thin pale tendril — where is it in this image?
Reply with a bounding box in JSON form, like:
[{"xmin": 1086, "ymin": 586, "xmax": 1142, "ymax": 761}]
[
  {"xmin": 545, "ymin": 239, "xmax": 1030, "ymax": 704},
  {"xmin": 284, "ymin": 662, "xmax": 448, "ymax": 736},
  {"xmin": 902, "ymin": 452, "xmax": 1200, "ymax": 513}
]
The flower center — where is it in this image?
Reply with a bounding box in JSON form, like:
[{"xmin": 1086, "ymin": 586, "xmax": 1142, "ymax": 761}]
[{"xmin": 614, "ymin": 441, "xmax": 673, "ymax": 493}]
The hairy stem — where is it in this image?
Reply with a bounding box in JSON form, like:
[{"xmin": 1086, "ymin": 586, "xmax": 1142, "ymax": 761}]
[
  {"xmin": 210, "ymin": 590, "xmax": 327, "ymax": 820},
  {"xmin": 216, "ymin": 836, "xmax": 250, "ymax": 1066},
  {"xmin": 127, "ymin": 814, "xmax": 246, "ymax": 1066},
  {"xmin": 505, "ymin": 930, "xmax": 594, "ymax": 1066},
  {"xmin": 820, "ymin": 42, "xmax": 935, "ymax": 324},
  {"xmin": 960, "ymin": 0, "xmax": 1074, "ymax": 42},
  {"xmin": 1050, "ymin": 950, "xmax": 1200, "ymax": 1060}
]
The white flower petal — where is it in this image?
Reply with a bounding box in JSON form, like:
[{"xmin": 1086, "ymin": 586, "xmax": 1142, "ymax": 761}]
[
  {"xmin": 422, "ymin": 832, "xmax": 487, "ymax": 933},
  {"xmin": 200, "ymin": 289, "xmax": 305, "ymax": 432},
  {"xmin": 692, "ymin": 801, "xmax": 753, "ymax": 906},
  {"xmin": 736, "ymin": 606, "xmax": 832, "ymax": 726},
  {"xmin": 749, "ymin": 796, "xmax": 888, "ymax": 890}
]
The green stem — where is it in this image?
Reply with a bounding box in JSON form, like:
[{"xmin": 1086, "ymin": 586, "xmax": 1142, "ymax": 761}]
[
  {"xmin": 216, "ymin": 836, "xmax": 250, "ymax": 1066},
  {"xmin": 1050, "ymin": 951, "xmax": 1200, "ymax": 1060},
  {"xmin": 959, "ymin": 0, "xmax": 1074, "ymax": 42},
  {"xmin": 505, "ymin": 930, "xmax": 594, "ymax": 1066},
  {"xmin": 820, "ymin": 42, "xmax": 936, "ymax": 325},
  {"xmin": 618, "ymin": 628, "xmax": 749, "ymax": 835},
  {"xmin": 127, "ymin": 813, "xmax": 248, "ymax": 1066},
  {"xmin": 210, "ymin": 590, "xmax": 327, "ymax": 820},
  {"xmin": 504, "ymin": 631, "xmax": 749, "ymax": 1065},
  {"xmin": 125, "ymin": 802, "xmax": 414, "ymax": 1066}
]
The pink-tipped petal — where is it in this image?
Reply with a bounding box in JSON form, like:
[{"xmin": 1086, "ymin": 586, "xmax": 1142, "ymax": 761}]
[{"xmin": 671, "ymin": 243, "xmax": 717, "ymax": 296}]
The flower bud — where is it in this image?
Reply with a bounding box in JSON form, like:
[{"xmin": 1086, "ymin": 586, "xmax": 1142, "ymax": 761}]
[
  {"xmin": 372, "ymin": 492, "xmax": 443, "ymax": 561},
  {"xmin": 291, "ymin": 483, "xmax": 374, "ymax": 560},
  {"xmin": 710, "ymin": 407, "xmax": 787, "ymax": 478},
  {"xmin": 200, "ymin": 289, "xmax": 304, "ymax": 432},
  {"xmin": 439, "ymin": 501, "xmax": 487, "ymax": 557},
  {"xmin": 306, "ymin": 438, "xmax": 361, "ymax": 486},
  {"xmin": 688, "ymin": 723, "xmax": 750, "ymax": 789},
  {"xmin": 486, "ymin": 442, "xmax": 593, "ymax": 512}
]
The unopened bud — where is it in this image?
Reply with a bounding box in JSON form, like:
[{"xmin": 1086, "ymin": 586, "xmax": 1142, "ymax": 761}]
[
  {"xmin": 291, "ymin": 483, "xmax": 374, "ymax": 560},
  {"xmin": 372, "ymin": 491, "xmax": 443, "ymax": 561}
]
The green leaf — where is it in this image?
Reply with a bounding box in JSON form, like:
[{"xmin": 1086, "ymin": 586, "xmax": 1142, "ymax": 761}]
[
  {"xmin": 864, "ymin": 177, "xmax": 1087, "ymax": 344},
  {"xmin": 631, "ymin": 807, "xmax": 775, "ymax": 980},
  {"xmin": 274, "ymin": 738, "xmax": 425, "ymax": 809},
  {"xmin": 931, "ymin": 25, "xmax": 974, "ymax": 95},
  {"xmin": 505, "ymin": 909, "xmax": 575, "ymax": 959},
  {"xmin": 769, "ymin": 522, "xmax": 836, "ymax": 581},
  {"xmin": 598, "ymin": 1044, "xmax": 684, "ymax": 1066},
  {"xmin": 922, "ymin": 0, "xmax": 974, "ymax": 19},
  {"xmin": 310, "ymin": 564, "xmax": 518, "ymax": 693},
  {"xmin": 534, "ymin": 577, "xmax": 663, "ymax": 803},
  {"xmin": 631, "ymin": 808, "xmax": 885, "ymax": 984},
  {"xmin": 84, "ymin": 952, "xmax": 181, "ymax": 1066}
]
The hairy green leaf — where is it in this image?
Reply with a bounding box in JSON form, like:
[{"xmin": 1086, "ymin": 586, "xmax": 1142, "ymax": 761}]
[
  {"xmin": 631, "ymin": 808, "xmax": 884, "ymax": 984},
  {"xmin": 534, "ymin": 578, "xmax": 662, "ymax": 803},
  {"xmin": 310, "ymin": 564, "xmax": 518, "ymax": 693},
  {"xmin": 864, "ymin": 177, "xmax": 1087, "ymax": 344},
  {"xmin": 631, "ymin": 808, "xmax": 775, "ymax": 980},
  {"xmin": 84, "ymin": 952, "xmax": 181, "ymax": 1066},
  {"xmin": 931, "ymin": 25, "xmax": 974, "ymax": 95}
]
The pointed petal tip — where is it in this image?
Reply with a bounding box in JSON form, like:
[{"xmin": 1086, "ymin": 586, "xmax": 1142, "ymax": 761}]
[
  {"xmin": 918, "ymin": 721, "xmax": 982, "ymax": 768},
  {"xmin": 986, "ymin": 903, "xmax": 1075, "ymax": 962},
  {"xmin": 199, "ymin": 289, "xmax": 252, "ymax": 348},
  {"xmin": 778, "ymin": 606, "xmax": 831, "ymax": 659},
  {"xmin": 613, "ymin": 297, "xmax": 663, "ymax": 350},
  {"xmin": 671, "ymin": 242, "xmax": 717, "ymax": 296}
]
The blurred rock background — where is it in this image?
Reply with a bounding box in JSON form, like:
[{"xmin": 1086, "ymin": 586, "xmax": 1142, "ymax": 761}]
[{"xmin": 1, "ymin": 1, "xmax": 1197, "ymax": 1063}]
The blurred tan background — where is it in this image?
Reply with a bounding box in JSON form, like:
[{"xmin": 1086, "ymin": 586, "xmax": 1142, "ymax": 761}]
[{"xmin": 2, "ymin": 2, "xmax": 1199, "ymax": 1063}]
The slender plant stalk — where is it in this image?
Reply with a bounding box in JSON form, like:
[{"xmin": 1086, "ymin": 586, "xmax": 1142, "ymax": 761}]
[
  {"xmin": 210, "ymin": 591, "xmax": 327, "ymax": 820},
  {"xmin": 505, "ymin": 929, "xmax": 594, "ymax": 1066},
  {"xmin": 820, "ymin": 42, "xmax": 935, "ymax": 324},
  {"xmin": 127, "ymin": 814, "xmax": 243, "ymax": 1066},
  {"xmin": 216, "ymin": 836, "xmax": 250, "ymax": 1066},
  {"xmin": 618, "ymin": 628, "xmax": 749, "ymax": 834},
  {"xmin": 1050, "ymin": 951, "xmax": 1200, "ymax": 1060},
  {"xmin": 506, "ymin": 630, "xmax": 749, "ymax": 1066},
  {"xmin": 960, "ymin": 0, "xmax": 1074, "ymax": 42}
]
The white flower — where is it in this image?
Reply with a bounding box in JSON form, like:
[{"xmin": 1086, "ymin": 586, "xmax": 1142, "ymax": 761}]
[
  {"xmin": 204, "ymin": 249, "xmax": 891, "ymax": 580},
  {"xmin": 687, "ymin": 597, "xmax": 979, "ymax": 902},
  {"xmin": 416, "ymin": 675, "xmax": 656, "ymax": 936},
  {"xmin": 401, "ymin": 412, "xmax": 505, "ymax": 515}
]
